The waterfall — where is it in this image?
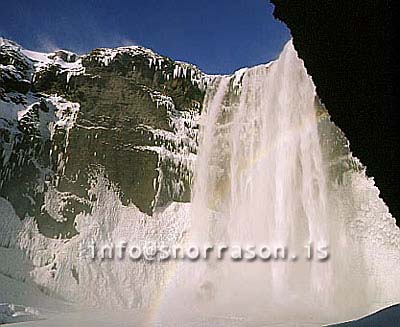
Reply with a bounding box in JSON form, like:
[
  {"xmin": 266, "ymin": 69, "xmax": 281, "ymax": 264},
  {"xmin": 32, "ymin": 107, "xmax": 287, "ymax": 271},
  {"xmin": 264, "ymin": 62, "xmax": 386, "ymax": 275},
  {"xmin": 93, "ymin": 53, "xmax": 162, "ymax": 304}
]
[{"xmin": 155, "ymin": 40, "xmax": 400, "ymax": 326}]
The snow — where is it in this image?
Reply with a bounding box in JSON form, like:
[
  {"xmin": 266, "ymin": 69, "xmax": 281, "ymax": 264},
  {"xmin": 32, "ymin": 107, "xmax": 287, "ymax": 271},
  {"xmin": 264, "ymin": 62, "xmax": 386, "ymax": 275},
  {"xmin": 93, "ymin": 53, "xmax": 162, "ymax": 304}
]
[
  {"xmin": 87, "ymin": 45, "xmax": 164, "ymax": 67},
  {"xmin": 44, "ymin": 96, "xmax": 80, "ymax": 177},
  {"xmin": 230, "ymin": 63, "xmax": 273, "ymax": 93},
  {"xmin": 2, "ymin": 308, "xmax": 151, "ymax": 327},
  {"xmin": 0, "ymin": 303, "xmax": 42, "ymax": 324},
  {"xmin": 0, "ymin": 63, "xmax": 30, "ymax": 84},
  {"xmin": 86, "ymin": 45, "xmax": 212, "ymax": 91},
  {"xmin": 2, "ymin": 37, "xmax": 213, "ymax": 91},
  {"xmin": 0, "ymin": 168, "xmax": 191, "ymax": 312},
  {"xmin": 47, "ymin": 95, "xmax": 80, "ymax": 138},
  {"xmin": 21, "ymin": 49, "xmax": 53, "ymax": 66},
  {"xmin": 0, "ymin": 93, "xmax": 43, "ymax": 171},
  {"xmin": 1, "ymin": 98, "xmax": 26, "ymax": 123},
  {"xmin": 0, "ymin": 92, "xmax": 81, "ymax": 194},
  {"xmin": 1, "ymin": 37, "xmax": 85, "ymax": 85},
  {"xmin": 22, "ymin": 48, "xmax": 86, "ymax": 83},
  {"xmin": 0, "ymin": 37, "xmax": 21, "ymax": 51},
  {"xmin": 0, "ymin": 198, "xmax": 74, "ymax": 325},
  {"xmin": 232, "ymin": 67, "xmax": 248, "ymax": 92},
  {"xmin": 139, "ymin": 87, "xmax": 200, "ymax": 195}
]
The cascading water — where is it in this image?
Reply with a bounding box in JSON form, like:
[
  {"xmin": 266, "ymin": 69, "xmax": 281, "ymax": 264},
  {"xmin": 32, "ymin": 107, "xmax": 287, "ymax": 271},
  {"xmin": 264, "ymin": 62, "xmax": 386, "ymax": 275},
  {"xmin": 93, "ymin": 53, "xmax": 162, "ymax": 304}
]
[{"xmin": 155, "ymin": 40, "xmax": 400, "ymax": 326}]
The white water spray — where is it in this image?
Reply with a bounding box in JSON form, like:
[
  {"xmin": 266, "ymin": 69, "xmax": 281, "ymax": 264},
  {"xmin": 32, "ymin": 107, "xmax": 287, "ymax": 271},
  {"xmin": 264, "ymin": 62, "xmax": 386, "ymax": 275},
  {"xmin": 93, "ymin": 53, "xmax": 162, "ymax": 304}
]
[{"xmin": 155, "ymin": 41, "xmax": 400, "ymax": 326}]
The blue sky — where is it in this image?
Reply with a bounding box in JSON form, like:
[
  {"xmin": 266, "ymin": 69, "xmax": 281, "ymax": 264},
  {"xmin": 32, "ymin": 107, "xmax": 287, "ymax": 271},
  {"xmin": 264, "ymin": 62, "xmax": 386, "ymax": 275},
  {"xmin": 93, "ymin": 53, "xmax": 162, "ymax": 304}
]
[{"xmin": 0, "ymin": 0, "xmax": 290, "ymax": 74}]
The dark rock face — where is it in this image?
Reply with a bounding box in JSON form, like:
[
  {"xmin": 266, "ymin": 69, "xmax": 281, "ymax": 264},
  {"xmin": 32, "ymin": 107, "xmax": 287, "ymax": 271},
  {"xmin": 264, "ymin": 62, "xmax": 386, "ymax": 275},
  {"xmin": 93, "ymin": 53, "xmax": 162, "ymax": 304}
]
[
  {"xmin": 0, "ymin": 38, "xmax": 207, "ymax": 238},
  {"xmin": 271, "ymin": 0, "xmax": 399, "ymax": 222},
  {"xmin": 330, "ymin": 304, "xmax": 400, "ymax": 326}
]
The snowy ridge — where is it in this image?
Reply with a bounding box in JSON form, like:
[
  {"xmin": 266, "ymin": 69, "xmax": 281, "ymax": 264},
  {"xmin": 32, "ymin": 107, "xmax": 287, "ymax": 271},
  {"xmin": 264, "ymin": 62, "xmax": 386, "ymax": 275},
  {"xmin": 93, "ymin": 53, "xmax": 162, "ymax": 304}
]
[
  {"xmin": 86, "ymin": 45, "xmax": 164, "ymax": 67},
  {"xmin": 1, "ymin": 37, "xmax": 86, "ymax": 84},
  {"xmin": 1, "ymin": 36, "xmax": 212, "ymax": 92},
  {"xmin": 21, "ymin": 49, "xmax": 86, "ymax": 84},
  {"xmin": 0, "ymin": 37, "xmax": 34, "ymax": 80},
  {"xmin": 86, "ymin": 45, "xmax": 212, "ymax": 91}
]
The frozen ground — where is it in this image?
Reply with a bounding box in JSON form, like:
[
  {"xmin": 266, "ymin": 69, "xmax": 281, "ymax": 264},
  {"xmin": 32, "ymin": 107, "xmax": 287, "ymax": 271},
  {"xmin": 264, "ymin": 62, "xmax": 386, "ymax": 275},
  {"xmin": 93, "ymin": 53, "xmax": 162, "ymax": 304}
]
[
  {"xmin": 4, "ymin": 307, "xmax": 400, "ymax": 327},
  {"xmin": 3, "ymin": 307, "xmax": 327, "ymax": 327}
]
